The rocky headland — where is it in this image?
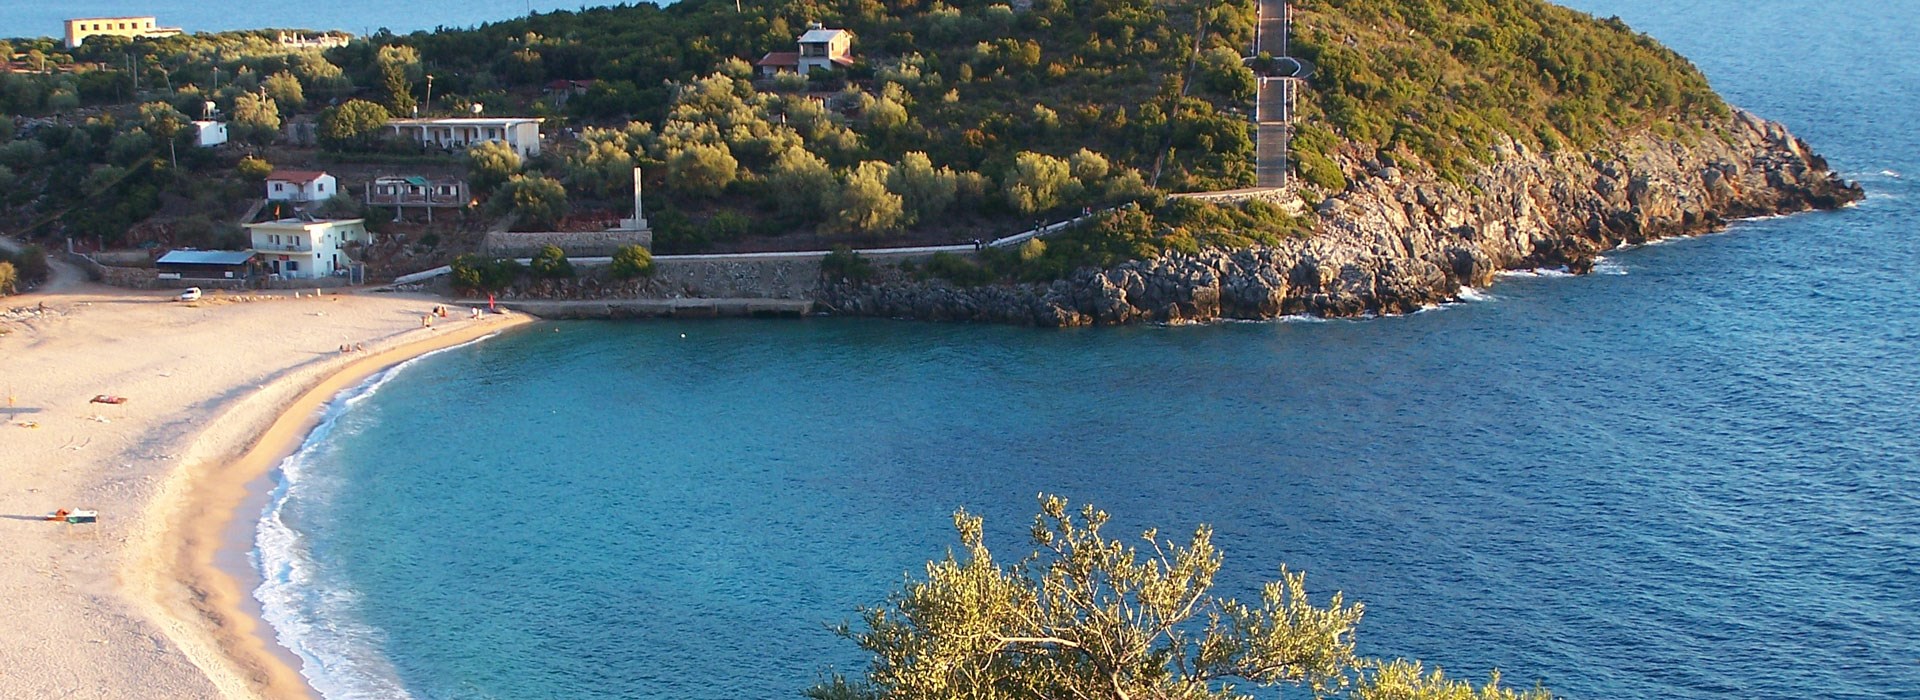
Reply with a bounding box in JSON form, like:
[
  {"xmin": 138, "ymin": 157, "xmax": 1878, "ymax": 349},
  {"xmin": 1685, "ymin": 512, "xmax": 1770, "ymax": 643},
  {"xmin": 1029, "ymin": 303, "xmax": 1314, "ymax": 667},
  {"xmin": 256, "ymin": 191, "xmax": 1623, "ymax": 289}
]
[{"xmin": 816, "ymin": 111, "xmax": 1862, "ymax": 326}]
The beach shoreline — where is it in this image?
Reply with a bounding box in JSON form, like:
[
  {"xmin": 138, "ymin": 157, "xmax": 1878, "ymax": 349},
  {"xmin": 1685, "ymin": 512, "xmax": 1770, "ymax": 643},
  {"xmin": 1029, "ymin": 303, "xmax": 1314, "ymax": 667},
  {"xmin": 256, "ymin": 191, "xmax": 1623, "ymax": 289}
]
[{"xmin": 0, "ymin": 278, "xmax": 529, "ymax": 699}]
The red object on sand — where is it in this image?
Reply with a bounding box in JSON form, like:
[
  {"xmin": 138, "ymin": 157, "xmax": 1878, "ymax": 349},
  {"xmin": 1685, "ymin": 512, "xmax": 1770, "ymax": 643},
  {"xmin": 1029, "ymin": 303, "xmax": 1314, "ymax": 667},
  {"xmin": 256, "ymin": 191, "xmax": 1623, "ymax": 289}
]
[
  {"xmin": 488, "ymin": 293, "xmax": 496, "ymax": 311},
  {"xmin": 90, "ymin": 395, "xmax": 127, "ymax": 405}
]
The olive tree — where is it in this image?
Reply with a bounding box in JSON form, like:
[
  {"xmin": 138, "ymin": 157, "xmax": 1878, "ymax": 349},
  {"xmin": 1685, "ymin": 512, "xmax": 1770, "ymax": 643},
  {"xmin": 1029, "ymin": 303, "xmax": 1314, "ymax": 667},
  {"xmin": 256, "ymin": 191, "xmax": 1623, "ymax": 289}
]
[
  {"xmin": 318, "ymin": 99, "xmax": 391, "ymax": 151},
  {"xmin": 667, "ymin": 143, "xmax": 738, "ymax": 198},
  {"xmin": 467, "ymin": 140, "xmax": 522, "ymax": 197},
  {"xmin": 887, "ymin": 152, "xmax": 958, "ymax": 226},
  {"xmin": 827, "ymin": 161, "xmax": 903, "ymax": 236},
  {"xmin": 492, "ymin": 174, "xmax": 569, "ymax": 230},
  {"xmin": 767, "ymin": 146, "xmax": 833, "ymax": 220},
  {"xmin": 813, "ymin": 496, "xmax": 1551, "ymax": 700},
  {"xmin": 1004, "ymin": 151, "xmax": 1078, "ymax": 215}
]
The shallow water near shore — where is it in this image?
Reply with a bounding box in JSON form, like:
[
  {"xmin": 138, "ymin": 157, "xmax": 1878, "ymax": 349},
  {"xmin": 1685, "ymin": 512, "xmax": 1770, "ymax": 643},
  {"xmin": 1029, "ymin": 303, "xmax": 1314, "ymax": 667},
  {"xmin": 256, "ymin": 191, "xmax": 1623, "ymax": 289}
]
[{"xmin": 253, "ymin": 0, "xmax": 1917, "ymax": 698}]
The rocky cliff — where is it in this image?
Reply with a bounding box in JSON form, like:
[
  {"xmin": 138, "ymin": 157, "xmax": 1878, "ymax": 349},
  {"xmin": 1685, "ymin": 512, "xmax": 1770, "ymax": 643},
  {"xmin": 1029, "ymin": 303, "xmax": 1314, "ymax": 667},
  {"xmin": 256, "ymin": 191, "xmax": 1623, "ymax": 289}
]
[{"xmin": 817, "ymin": 111, "xmax": 1862, "ymax": 326}]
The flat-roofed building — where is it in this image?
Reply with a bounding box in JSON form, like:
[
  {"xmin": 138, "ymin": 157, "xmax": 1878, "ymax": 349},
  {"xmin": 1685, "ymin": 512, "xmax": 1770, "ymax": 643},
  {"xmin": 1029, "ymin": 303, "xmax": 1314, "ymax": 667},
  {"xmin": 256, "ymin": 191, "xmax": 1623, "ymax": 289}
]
[
  {"xmin": 386, "ymin": 117, "xmax": 544, "ymax": 158},
  {"xmin": 64, "ymin": 17, "xmax": 183, "ymax": 47}
]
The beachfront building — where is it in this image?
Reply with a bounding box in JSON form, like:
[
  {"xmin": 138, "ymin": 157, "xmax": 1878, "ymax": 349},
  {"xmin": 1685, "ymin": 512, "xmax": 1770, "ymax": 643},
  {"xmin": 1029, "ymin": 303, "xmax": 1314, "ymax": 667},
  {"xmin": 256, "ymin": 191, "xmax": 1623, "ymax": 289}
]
[
  {"xmin": 63, "ymin": 17, "xmax": 183, "ymax": 47},
  {"xmin": 246, "ymin": 217, "xmax": 367, "ymax": 279},
  {"xmin": 755, "ymin": 25, "xmax": 854, "ymax": 76},
  {"xmin": 154, "ymin": 250, "xmax": 255, "ymax": 282},
  {"xmin": 385, "ymin": 117, "xmax": 544, "ymax": 158},
  {"xmin": 265, "ymin": 170, "xmax": 337, "ymax": 204}
]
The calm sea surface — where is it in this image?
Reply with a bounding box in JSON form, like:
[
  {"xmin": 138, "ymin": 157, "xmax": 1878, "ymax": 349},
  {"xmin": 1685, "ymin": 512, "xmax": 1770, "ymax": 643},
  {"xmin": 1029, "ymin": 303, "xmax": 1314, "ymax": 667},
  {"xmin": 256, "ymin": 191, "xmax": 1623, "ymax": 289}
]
[
  {"xmin": 0, "ymin": 1, "xmax": 624, "ymax": 38},
  {"xmin": 247, "ymin": 0, "xmax": 1917, "ymax": 698}
]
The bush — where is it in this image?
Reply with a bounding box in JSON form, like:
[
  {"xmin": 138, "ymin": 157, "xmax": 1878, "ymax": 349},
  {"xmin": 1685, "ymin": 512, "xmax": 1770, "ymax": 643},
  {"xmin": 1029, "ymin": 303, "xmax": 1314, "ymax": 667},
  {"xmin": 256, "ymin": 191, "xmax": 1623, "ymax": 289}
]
[
  {"xmin": 467, "ymin": 140, "xmax": 522, "ymax": 197},
  {"xmin": 821, "ymin": 245, "xmax": 873, "ymax": 284},
  {"xmin": 449, "ymin": 254, "xmax": 524, "ymax": 293},
  {"xmin": 318, "ymin": 99, "xmax": 392, "ymax": 151},
  {"xmin": 923, "ymin": 251, "xmax": 995, "ymax": 286},
  {"xmin": 666, "ymin": 143, "xmax": 737, "ymax": 198},
  {"xmin": 529, "ymin": 244, "xmax": 575, "ymax": 279},
  {"xmin": 1, "ymin": 244, "xmax": 50, "ymax": 289},
  {"xmin": 0, "ymin": 261, "xmax": 15, "ymax": 296},
  {"xmin": 610, "ymin": 244, "xmax": 654, "ymax": 279}
]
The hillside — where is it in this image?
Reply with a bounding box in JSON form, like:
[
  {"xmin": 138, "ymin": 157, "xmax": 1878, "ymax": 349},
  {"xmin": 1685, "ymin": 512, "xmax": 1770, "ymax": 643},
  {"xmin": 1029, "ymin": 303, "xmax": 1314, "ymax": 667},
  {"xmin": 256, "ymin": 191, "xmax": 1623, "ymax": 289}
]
[{"xmin": 0, "ymin": 0, "xmax": 1828, "ymax": 279}]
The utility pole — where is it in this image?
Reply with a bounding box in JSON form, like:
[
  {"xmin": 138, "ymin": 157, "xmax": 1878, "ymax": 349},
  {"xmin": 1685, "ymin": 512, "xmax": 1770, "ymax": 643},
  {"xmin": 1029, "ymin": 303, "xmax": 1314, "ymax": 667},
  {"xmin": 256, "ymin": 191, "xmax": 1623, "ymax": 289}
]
[{"xmin": 425, "ymin": 74, "xmax": 434, "ymax": 115}]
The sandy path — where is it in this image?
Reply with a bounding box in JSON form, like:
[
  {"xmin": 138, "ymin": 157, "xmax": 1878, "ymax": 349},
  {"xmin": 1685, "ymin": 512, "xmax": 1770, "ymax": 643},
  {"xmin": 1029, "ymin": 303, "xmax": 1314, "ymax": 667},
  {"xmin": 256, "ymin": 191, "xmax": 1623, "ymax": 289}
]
[{"xmin": 0, "ymin": 282, "xmax": 529, "ymax": 699}]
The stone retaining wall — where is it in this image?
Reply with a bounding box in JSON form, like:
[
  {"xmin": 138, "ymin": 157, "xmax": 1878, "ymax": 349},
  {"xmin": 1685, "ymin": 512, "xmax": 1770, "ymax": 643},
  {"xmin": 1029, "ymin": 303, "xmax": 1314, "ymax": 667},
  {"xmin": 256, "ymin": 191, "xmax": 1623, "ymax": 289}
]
[{"xmin": 483, "ymin": 230, "xmax": 654, "ymax": 258}]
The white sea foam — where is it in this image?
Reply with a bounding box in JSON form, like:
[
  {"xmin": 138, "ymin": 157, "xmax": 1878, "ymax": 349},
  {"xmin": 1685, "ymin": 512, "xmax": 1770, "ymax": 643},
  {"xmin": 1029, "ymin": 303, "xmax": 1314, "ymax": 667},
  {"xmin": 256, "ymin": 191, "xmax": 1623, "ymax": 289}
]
[
  {"xmin": 253, "ymin": 335, "xmax": 497, "ymax": 700},
  {"xmin": 1498, "ymin": 266, "xmax": 1577, "ymax": 279},
  {"xmin": 1880, "ymin": 169, "xmax": 1902, "ymax": 179},
  {"xmin": 1455, "ymin": 286, "xmax": 1494, "ymax": 302},
  {"xmin": 1593, "ymin": 257, "xmax": 1628, "ymax": 276}
]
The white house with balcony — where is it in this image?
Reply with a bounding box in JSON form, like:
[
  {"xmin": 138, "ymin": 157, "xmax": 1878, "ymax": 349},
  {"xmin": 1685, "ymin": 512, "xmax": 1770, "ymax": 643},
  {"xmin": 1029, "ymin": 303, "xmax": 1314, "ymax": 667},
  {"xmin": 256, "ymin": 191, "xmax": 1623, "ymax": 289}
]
[
  {"xmin": 266, "ymin": 170, "xmax": 338, "ymax": 203},
  {"xmin": 797, "ymin": 27, "xmax": 855, "ymax": 73},
  {"xmin": 246, "ymin": 217, "xmax": 367, "ymax": 279},
  {"xmin": 386, "ymin": 117, "xmax": 544, "ymax": 158}
]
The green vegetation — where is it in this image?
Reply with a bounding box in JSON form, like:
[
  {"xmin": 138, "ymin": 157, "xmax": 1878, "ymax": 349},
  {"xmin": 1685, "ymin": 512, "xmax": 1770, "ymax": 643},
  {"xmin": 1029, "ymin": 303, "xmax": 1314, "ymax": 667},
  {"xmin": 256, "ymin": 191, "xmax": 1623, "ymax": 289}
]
[
  {"xmin": 529, "ymin": 244, "xmax": 575, "ymax": 278},
  {"xmin": 449, "ymin": 254, "xmax": 525, "ymax": 293},
  {"xmin": 609, "ymin": 243, "xmax": 655, "ymax": 279},
  {"xmin": 0, "ymin": 0, "xmax": 1734, "ymax": 271},
  {"xmin": 1290, "ymin": 0, "xmax": 1727, "ymax": 185},
  {"xmin": 812, "ymin": 496, "xmax": 1549, "ymax": 700},
  {"xmin": 821, "ymin": 245, "xmax": 874, "ymax": 283}
]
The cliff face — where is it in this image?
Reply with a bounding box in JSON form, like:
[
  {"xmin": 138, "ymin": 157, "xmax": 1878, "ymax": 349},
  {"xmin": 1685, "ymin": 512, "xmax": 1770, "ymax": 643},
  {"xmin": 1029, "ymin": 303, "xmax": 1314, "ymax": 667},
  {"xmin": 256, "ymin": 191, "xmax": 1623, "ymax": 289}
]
[{"xmin": 818, "ymin": 112, "xmax": 1863, "ymax": 326}]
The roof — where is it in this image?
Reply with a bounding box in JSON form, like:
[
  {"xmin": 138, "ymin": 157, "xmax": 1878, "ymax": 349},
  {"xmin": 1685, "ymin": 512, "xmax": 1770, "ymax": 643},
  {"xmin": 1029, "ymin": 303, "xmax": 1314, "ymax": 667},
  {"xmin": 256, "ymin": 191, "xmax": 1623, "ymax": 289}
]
[
  {"xmin": 386, "ymin": 117, "xmax": 544, "ymax": 126},
  {"xmin": 247, "ymin": 217, "xmax": 366, "ymax": 230},
  {"xmin": 156, "ymin": 250, "xmax": 254, "ymax": 266},
  {"xmin": 798, "ymin": 28, "xmax": 851, "ymax": 43},
  {"xmin": 267, "ymin": 170, "xmax": 329, "ymax": 184},
  {"xmin": 756, "ymin": 51, "xmax": 800, "ymax": 67}
]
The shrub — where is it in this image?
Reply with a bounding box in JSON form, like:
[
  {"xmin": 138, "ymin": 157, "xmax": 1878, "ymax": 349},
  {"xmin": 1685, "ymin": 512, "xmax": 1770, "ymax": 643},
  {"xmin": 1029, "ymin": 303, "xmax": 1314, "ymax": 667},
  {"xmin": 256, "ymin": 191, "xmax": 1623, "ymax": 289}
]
[
  {"xmin": 610, "ymin": 244, "xmax": 654, "ymax": 279},
  {"xmin": 821, "ymin": 245, "xmax": 873, "ymax": 284},
  {"xmin": 529, "ymin": 244, "xmax": 575, "ymax": 279},
  {"xmin": 0, "ymin": 261, "xmax": 14, "ymax": 296},
  {"xmin": 924, "ymin": 251, "xmax": 995, "ymax": 286},
  {"xmin": 318, "ymin": 99, "xmax": 392, "ymax": 151},
  {"xmin": 450, "ymin": 254, "xmax": 524, "ymax": 293}
]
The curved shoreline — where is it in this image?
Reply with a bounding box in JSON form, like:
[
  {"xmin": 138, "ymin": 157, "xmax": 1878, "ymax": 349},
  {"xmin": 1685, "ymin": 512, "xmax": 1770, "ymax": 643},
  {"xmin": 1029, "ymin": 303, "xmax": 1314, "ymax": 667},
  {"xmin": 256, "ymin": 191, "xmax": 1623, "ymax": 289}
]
[{"xmin": 126, "ymin": 310, "xmax": 532, "ymax": 700}]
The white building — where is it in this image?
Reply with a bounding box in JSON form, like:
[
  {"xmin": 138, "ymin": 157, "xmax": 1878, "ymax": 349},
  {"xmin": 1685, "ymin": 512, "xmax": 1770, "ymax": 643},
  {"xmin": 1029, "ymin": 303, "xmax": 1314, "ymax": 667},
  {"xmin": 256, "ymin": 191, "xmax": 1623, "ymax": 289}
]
[
  {"xmin": 246, "ymin": 217, "xmax": 367, "ymax": 279},
  {"xmin": 63, "ymin": 16, "xmax": 183, "ymax": 47},
  {"xmin": 386, "ymin": 117, "xmax": 544, "ymax": 158},
  {"xmin": 796, "ymin": 27, "xmax": 855, "ymax": 74},
  {"xmin": 191, "ymin": 120, "xmax": 227, "ymax": 147},
  {"xmin": 265, "ymin": 170, "xmax": 338, "ymax": 204}
]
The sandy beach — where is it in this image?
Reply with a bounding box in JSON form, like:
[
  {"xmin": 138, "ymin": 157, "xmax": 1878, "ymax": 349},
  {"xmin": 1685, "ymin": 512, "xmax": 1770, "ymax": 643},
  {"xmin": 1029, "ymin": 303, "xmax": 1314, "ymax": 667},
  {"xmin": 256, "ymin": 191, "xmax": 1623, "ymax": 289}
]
[{"xmin": 0, "ymin": 263, "xmax": 529, "ymax": 699}]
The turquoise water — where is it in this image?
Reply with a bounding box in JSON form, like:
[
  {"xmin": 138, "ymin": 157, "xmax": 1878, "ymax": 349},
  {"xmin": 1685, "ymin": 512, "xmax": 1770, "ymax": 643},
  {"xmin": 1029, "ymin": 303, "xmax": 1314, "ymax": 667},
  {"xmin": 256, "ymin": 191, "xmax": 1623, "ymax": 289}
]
[
  {"xmin": 252, "ymin": 0, "xmax": 1920, "ymax": 698},
  {"xmin": 0, "ymin": 1, "xmax": 621, "ymax": 37}
]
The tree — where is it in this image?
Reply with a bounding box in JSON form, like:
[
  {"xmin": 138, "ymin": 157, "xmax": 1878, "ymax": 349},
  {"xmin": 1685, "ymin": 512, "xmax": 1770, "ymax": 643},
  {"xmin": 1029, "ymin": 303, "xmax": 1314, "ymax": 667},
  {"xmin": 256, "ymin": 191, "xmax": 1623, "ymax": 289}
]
[
  {"xmin": 812, "ymin": 496, "xmax": 1552, "ymax": 700},
  {"xmin": 666, "ymin": 143, "xmax": 737, "ymax": 198},
  {"xmin": 767, "ymin": 146, "xmax": 833, "ymax": 221},
  {"xmin": 828, "ymin": 161, "xmax": 903, "ymax": 236},
  {"xmin": 529, "ymin": 244, "xmax": 575, "ymax": 278},
  {"xmin": 1005, "ymin": 151, "xmax": 1077, "ymax": 215},
  {"xmin": 561, "ymin": 129, "xmax": 635, "ymax": 199},
  {"xmin": 492, "ymin": 173, "xmax": 569, "ymax": 230},
  {"xmin": 887, "ymin": 152, "xmax": 958, "ymax": 226},
  {"xmin": 230, "ymin": 93, "xmax": 281, "ymax": 145},
  {"xmin": 467, "ymin": 140, "xmax": 523, "ymax": 197},
  {"xmin": 377, "ymin": 45, "xmax": 422, "ymax": 115},
  {"xmin": 610, "ymin": 244, "xmax": 654, "ymax": 279},
  {"xmin": 236, "ymin": 156, "xmax": 273, "ymax": 181},
  {"xmin": 319, "ymin": 99, "xmax": 391, "ymax": 151},
  {"xmin": 139, "ymin": 101, "xmax": 186, "ymax": 169},
  {"xmin": 263, "ymin": 71, "xmax": 305, "ymax": 111}
]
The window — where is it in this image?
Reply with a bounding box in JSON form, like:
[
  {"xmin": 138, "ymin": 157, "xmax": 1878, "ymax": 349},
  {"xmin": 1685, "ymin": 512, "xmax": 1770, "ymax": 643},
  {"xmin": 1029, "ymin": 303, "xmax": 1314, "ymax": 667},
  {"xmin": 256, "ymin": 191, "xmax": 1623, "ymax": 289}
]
[
  {"xmin": 273, "ymin": 183, "xmax": 283, "ymax": 192},
  {"xmin": 317, "ymin": 183, "xmax": 326, "ymax": 192},
  {"xmin": 287, "ymin": 260, "xmax": 300, "ymax": 272}
]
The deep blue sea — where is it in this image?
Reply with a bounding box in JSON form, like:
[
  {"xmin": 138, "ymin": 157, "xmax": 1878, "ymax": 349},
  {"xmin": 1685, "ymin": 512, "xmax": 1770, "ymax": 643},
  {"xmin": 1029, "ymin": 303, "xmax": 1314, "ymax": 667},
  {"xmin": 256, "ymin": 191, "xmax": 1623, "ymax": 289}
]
[{"xmin": 243, "ymin": 1, "xmax": 1919, "ymax": 698}]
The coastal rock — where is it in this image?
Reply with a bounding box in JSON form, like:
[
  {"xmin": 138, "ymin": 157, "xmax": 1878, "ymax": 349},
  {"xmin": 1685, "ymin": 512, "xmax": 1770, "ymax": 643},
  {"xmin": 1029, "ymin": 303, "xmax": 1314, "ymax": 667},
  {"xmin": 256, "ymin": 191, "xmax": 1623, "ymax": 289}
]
[{"xmin": 818, "ymin": 111, "xmax": 1863, "ymax": 325}]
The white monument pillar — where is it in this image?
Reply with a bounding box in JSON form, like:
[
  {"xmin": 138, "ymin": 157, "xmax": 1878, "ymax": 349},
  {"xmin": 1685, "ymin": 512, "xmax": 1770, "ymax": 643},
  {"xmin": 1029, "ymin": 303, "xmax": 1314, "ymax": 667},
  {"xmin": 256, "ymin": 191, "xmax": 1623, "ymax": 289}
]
[{"xmin": 620, "ymin": 166, "xmax": 649, "ymax": 230}]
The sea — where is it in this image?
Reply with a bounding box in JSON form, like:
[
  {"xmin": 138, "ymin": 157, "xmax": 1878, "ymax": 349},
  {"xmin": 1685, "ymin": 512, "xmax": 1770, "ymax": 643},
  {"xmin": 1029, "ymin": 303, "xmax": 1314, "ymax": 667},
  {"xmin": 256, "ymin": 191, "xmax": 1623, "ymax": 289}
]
[{"xmin": 40, "ymin": 0, "xmax": 1920, "ymax": 697}]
